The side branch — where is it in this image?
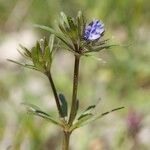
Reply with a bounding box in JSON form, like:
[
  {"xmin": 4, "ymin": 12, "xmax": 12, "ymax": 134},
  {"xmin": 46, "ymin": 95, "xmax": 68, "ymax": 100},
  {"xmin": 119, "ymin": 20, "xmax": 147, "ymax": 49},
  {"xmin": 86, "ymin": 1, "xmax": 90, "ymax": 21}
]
[{"xmin": 46, "ymin": 71, "xmax": 63, "ymax": 117}]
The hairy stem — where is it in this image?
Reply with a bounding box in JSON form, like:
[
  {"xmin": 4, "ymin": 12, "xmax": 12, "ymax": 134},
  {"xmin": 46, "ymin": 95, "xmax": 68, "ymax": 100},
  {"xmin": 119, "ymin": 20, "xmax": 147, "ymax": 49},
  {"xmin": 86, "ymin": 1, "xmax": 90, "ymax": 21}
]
[
  {"xmin": 46, "ymin": 71, "xmax": 63, "ymax": 117},
  {"xmin": 62, "ymin": 131, "xmax": 70, "ymax": 150},
  {"xmin": 68, "ymin": 56, "xmax": 80, "ymax": 125}
]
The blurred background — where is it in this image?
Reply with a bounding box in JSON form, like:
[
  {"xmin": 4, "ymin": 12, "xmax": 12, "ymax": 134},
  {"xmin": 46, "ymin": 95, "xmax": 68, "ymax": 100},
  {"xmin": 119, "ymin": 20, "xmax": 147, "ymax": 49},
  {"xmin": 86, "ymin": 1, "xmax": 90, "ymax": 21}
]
[{"xmin": 0, "ymin": 0, "xmax": 150, "ymax": 150}]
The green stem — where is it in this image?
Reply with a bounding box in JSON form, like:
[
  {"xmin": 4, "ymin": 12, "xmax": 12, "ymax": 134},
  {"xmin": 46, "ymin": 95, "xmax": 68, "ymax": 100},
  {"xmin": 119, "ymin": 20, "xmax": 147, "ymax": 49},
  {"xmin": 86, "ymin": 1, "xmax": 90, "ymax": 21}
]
[
  {"xmin": 68, "ymin": 56, "xmax": 80, "ymax": 125},
  {"xmin": 62, "ymin": 131, "xmax": 70, "ymax": 150},
  {"xmin": 46, "ymin": 71, "xmax": 63, "ymax": 117}
]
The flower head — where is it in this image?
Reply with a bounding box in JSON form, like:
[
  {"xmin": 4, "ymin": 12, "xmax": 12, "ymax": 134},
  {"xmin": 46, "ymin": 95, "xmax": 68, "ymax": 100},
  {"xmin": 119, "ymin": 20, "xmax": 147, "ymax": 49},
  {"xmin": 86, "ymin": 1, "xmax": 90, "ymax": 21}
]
[
  {"xmin": 36, "ymin": 12, "xmax": 111, "ymax": 55},
  {"xmin": 84, "ymin": 20, "xmax": 105, "ymax": 41}
]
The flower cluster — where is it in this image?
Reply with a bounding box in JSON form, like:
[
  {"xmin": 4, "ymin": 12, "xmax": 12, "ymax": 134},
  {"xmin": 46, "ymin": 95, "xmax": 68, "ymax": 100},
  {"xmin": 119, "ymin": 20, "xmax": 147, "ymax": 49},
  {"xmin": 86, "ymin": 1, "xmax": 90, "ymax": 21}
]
[
  {"xmin": 84, "ymin": 20, "xmax": 105, "ymax": 41},
  {"xmin": 36, "ymin": 11, "xmax": 111, "ymax": 56}
]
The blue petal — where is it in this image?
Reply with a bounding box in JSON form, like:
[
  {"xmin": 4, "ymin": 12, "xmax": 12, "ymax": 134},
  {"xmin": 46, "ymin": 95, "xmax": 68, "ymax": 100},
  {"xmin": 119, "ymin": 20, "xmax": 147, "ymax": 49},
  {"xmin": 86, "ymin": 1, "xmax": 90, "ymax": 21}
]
[{"xmin": 84, "ymin": 20, "xmax": 105, "ymax": 41}]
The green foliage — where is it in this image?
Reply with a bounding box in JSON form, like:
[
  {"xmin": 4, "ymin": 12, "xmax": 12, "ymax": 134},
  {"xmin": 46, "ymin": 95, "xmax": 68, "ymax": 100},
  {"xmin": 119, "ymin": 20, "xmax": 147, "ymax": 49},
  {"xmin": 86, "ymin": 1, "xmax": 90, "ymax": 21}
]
[
  {"xmin": 8, "ymin": 35, "xmax": 55, "ymax": 73},
  {"xmin": 71, "ymin": 106, "xmax": 124, "ymax": 131},
  {"xmin": 22, "ymin": 103, "xmax": 63, "ymax": 127},
  {"xmin": 59, "ymin": 93, "xmax": 68, "ymax": 117},
  {"xmin": 70, "ymin": 114, "xmax": 93, "ymax": 131}
]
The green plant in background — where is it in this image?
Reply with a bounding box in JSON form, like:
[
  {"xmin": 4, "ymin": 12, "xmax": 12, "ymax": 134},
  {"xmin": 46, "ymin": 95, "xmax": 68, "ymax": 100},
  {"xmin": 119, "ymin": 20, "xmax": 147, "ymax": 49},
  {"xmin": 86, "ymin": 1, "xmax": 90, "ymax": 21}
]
[{"xmin": 9, "ymin": 11, "xmax": 124, "ymax": 150}]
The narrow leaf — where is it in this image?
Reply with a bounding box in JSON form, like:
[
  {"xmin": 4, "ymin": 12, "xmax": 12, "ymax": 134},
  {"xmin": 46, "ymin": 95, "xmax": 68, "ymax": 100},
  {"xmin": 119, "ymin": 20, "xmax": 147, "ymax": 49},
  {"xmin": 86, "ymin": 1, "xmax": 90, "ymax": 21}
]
[
  {"xmin": 70, "ymin": 113, "xmax": 93, "ymax": 131},
  {"xmin": 43, "ymin": 46, "xmax": 52, "ymax": 69},
  {"xmin": 17, "ymin": 49, "xmax": 30, "ymax": 59},
  {"xmin": 59, "ymin": 93, "xmax": 68, "ymax": 117},
  {"xmin": 74, "ymin": 106, "xmax": 125, "ymax": 130},
  {"xmin": 22, "ymin": 103, "xmax": 63, "ymax": 126},
  {"xmin": 84, "ymin": 105, "xmax": 96, "ymax": 112},
  {"xmin": 49, "ymin": 34, "xmax": 54, "ymax": 52},
  {"xmin": 77, "ymin": 11, "xmax": 85, "ymax": 39},
  {"xmin": 31, "ymin": 45, "xmax": 45, "ymax": 71},
  {"xmin": 7, "ymin": 59, "xmax": 26, "ymax": 67},
  {"xmin": 60, "ymin": 12, "xmax": 70, "ymax": 28},
  {"xmin": 8, "ymin": 59, "xmax": 39, "ymax": 71},
  {"xmin": 34, "ymin": 24, "xmax": 74, "ymax": 50},
  {"xmin": 78, "ymin": 113, "xmax": 93, "ymax": 120},
  {"xmin": 84, "ymin": 44, "xmax": 118, "ymax": 54},
  {"xmin": 19, "ymin": 44, "xmax": 31, "ymax": 58}
]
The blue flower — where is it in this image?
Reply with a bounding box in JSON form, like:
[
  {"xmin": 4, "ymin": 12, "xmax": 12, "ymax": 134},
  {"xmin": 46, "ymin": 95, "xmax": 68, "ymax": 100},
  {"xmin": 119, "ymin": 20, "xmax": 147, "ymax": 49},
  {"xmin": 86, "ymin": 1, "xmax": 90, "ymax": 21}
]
[{"xmin": 84, "ymin": 20, "xmax": 105, "ymax": 41}]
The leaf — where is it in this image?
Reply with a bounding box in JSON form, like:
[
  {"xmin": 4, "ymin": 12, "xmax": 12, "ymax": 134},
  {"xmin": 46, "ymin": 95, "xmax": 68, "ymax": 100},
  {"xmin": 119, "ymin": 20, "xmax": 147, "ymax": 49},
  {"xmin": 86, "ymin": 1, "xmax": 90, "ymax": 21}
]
[
  {"xmin": 77, "ymin": 105, "xmax": 95, "ymax": 120},
  {"xmin": 7, "ymin": 59, "xmax": 38, "ymax": 71},
  {"xmin": 34, "ymin": 24, "xmax": 74, "ymax": 50},
  {"xmin": 43, "ymin": 46, "xmax": 52, "ymax": 69},
  {"xmin": 84, "ymin": 105, "xmax": 96, "ymax": 112},
  {"xmin": 19, "ymin": 44, "xmax": 32, "ymax": 58},
  {"xmin": 93, "ymin": 39, "xmax": 109, "ymax": 46},
  {"xmin": 78, "ymin": 113, "xmax": 93, "ymax": 120},
  {"xmin": 60, "ymin": 12, "xmax": 70, "ymax": 28},
  {"xmin": 84, "ymin": 44, "xmax": 118, "ymax": 54},
  {"xmin": 70, "ymin": 113, "xmax": 93, "ymax": 131},
  {"xmin": 77, "ymin": 11, "xmax": 85, "ymax": 39},
  {"xmin": 77, "ymin": 99, "xmax": 101, "ymax": 120},
  {"xmin": 31, "ymin": 44, "xmax": 45, "ymax": 71},
  {"xmin": 48, "ymin": 34, "xmax": 55, "ymax": 52},
  {"xmin": 95, "ymin": 106, "xmax": 125, "ymax": 120},
  {"xmin": 59, "ymin": 93, "xmax": 68, "ymax": 117},
  {"xmin": 34, "ymin": 24, "xmax": 56, "ymax": 34},
  {"xmin": 7, "ymin": 59, "xmax": 27, "ymax": 67},
  {"xmin": 17, "ymin": 49, "xmax": 29, "ymax": 59},
  {"xmin": 58, "ymin": 23, "xmax": 69, "ymax": 36},
  {"xmin": 67, "ymin": 16, "xmax": 76, "ymax": 30},
  {"xmin": 84, "ymin": 54, "xmax": 106, "ymax": 63},
  {"xmin": 73, "ymin": 106, "xmax": 125, "ymax": 130},
  {"xmin": 31, "ymin": 45, "xmax": 39, "ymax": 65},
  {"xmin": 22, "ymin": 103, "xmax": 63, "ymax": 126}
]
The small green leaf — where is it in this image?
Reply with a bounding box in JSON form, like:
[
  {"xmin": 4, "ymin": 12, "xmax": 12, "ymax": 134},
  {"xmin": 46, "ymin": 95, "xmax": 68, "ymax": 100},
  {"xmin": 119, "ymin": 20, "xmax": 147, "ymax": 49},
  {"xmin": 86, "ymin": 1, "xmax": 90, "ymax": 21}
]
[
  {"xmin": 70, "ymin": 113, "xmax": 93, "ymax": 131},
  {"xmin": 95, "ymin": 106, "xmax": 125, "ymax": 120},
  {"xmin": 77, "ymin": 11, "xmax": 84, "ymax": 40},
  {"xmin": 67, "ymin": 16, "xmax": 76, "ymax": 30},
  {"xmin": 35, "ymin": 24, "xmax": 74, "ymax": 50},
  {"xmin": 7, "ymin": 59, "xmax": 38, "ymax": 71},
  {"xmin": 84, "ymin": 54, "xmax": 105, "ymax": 63},
  {"xmin": 78, "ymin": 113, "xmax": 93, "ymax": 120},
  {"xmin": 58, "ymin": 23, "xmax": 68, "ymax": 36},
  {"xmin": 22, "ymin": 103, "xmax": 63, "ymax": 126},
  {"xmin": 77, "ymin": 11, "xmax": 85, "ymax": 39},
  {"xmin": 84, "ymin": 105, "xmax": 96, "ymax": 112},
  {"xmin": 31, "ymin": 44, "xmax": 45, "ymax": 71},
  {"xmin": 72, "ymin": 106, "xmax": 124, "ymax": 130},
  {"xmin": 60, "ymin": 12, "xmax": 70, "ymax": 28},
  {"xmin": 84, "ymin": 44, "xmax": 118, "ymax": 54},
  {"xmin": 43, "ymin": 46, "xmax": 52, "ymax": 69},
  {"xmin": 49, "ymin": 34, "xmax": 54, "ymax": 52},
  {"xmin": 17, "ymin": 49, "xmax": 29, "ymax": 59},
  {"xmin": 59, "ymin": 93, "xmax": 68, "ymax": 117},
  {"xmin": 77, "ymin": 105, "xmax": 95, "ymax": 120},
  {"xmin": 19, "ymin": 44, "xmax": 31, "ymax": 58},
  {"xmin": 31, "ymin": 45, "xmax": 39, "ymax": 65},
  {"xmin": 7, "ymin": 59, "xmax": 26, "ymax": 67},
  {"xmin": 92, "ymin": 39, "xmax": 109, "ymax": 46}
]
